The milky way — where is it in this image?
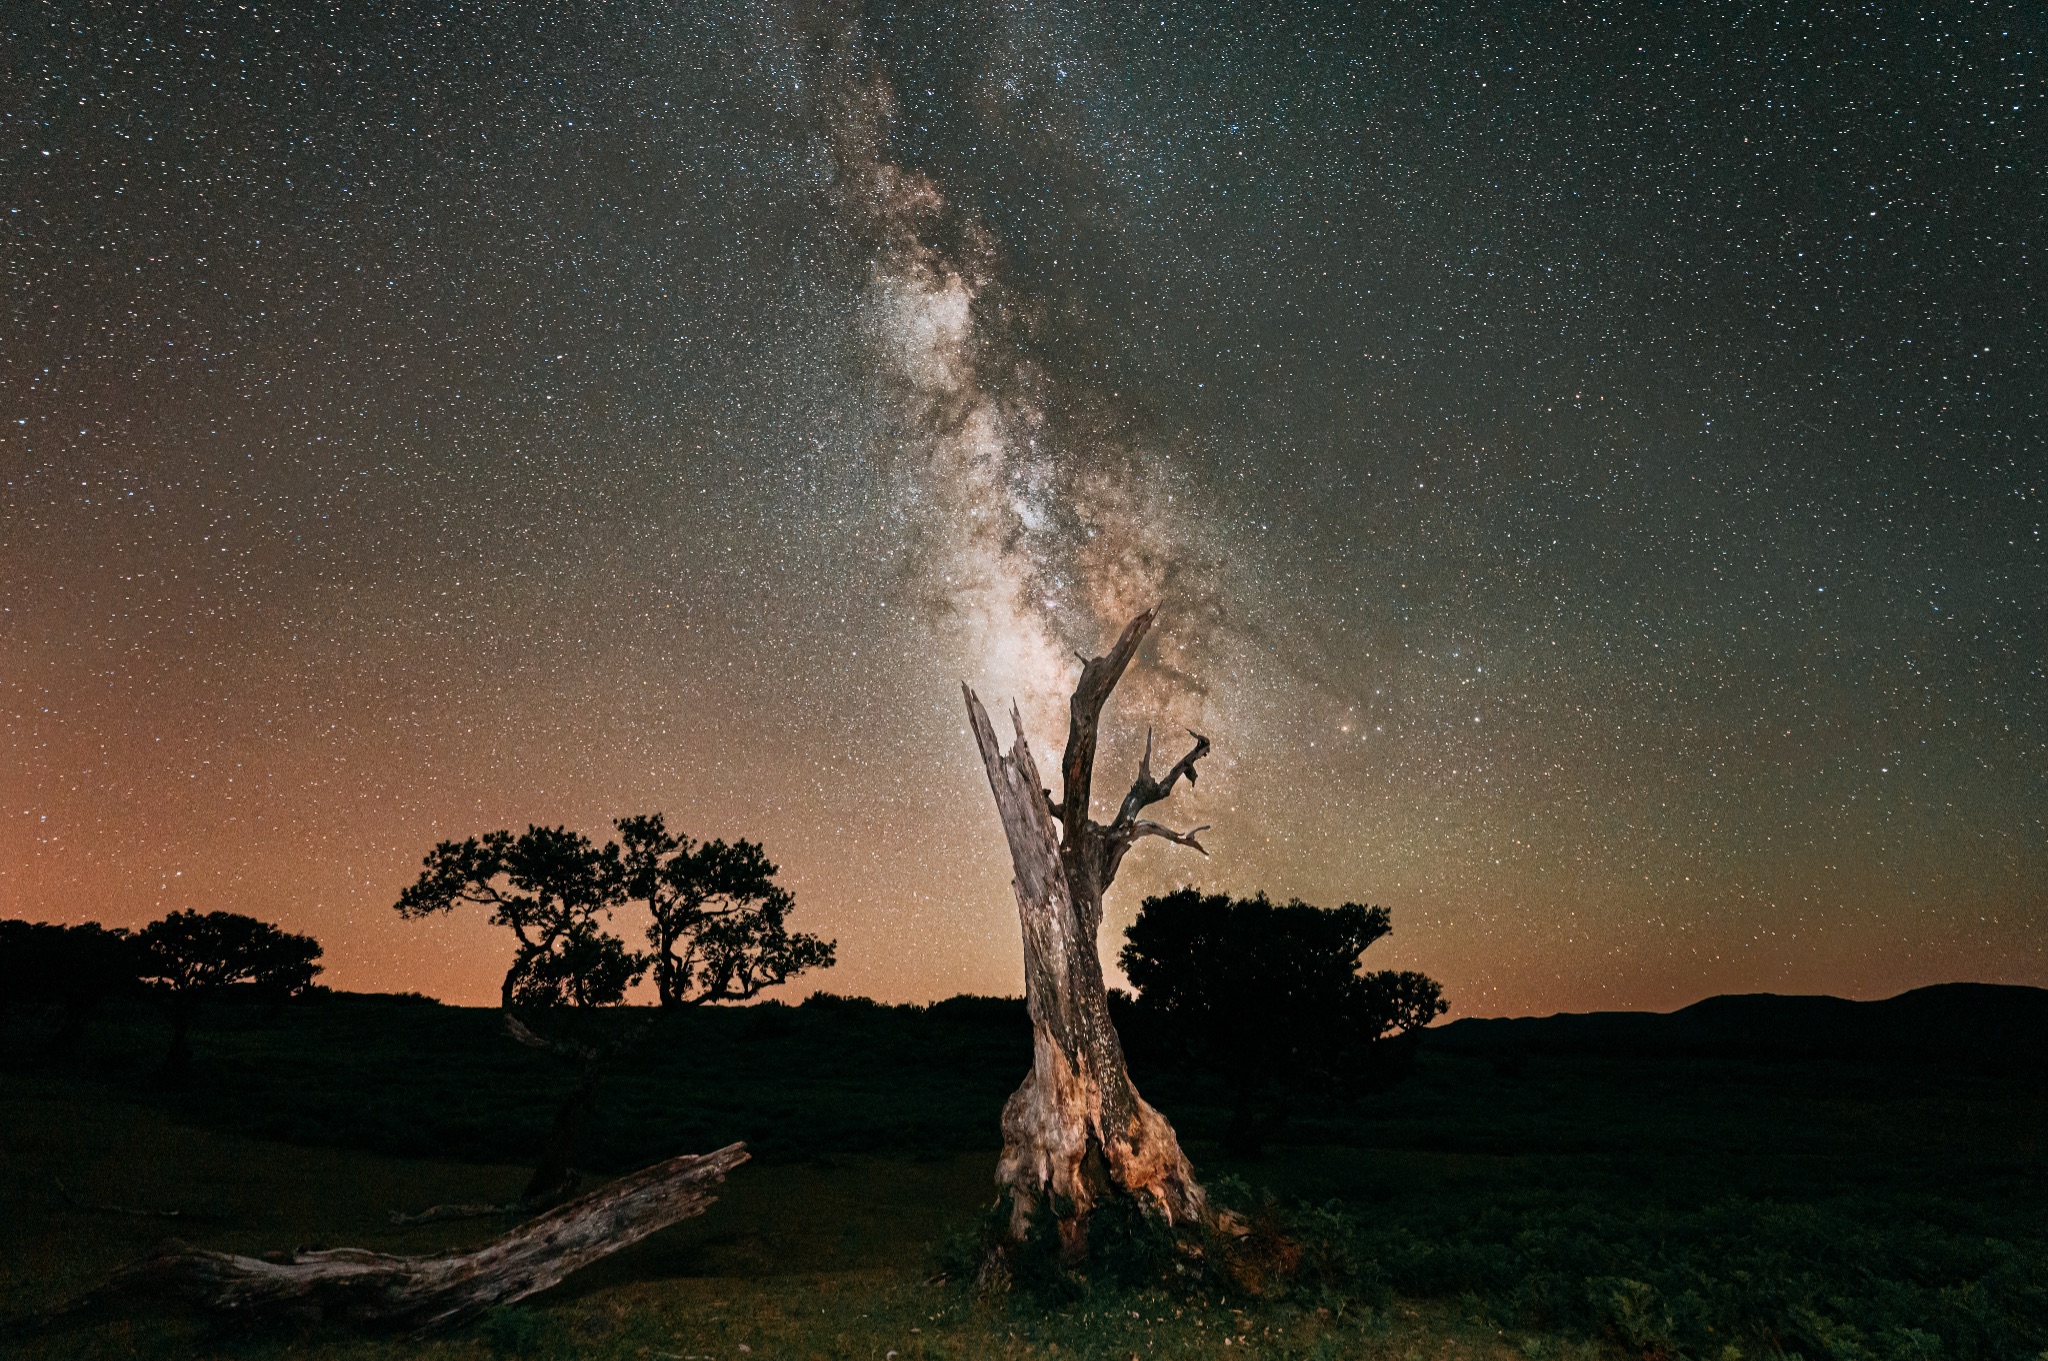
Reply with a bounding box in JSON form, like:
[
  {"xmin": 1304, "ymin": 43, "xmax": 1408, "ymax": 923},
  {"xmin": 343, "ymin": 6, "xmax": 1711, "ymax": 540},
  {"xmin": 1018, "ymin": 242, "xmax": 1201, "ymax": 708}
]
[
  {"xmin": 828, "ymin": 43, "xmax": 1232, "ymax": 747},
  {"xmin": 4, "ymin": 2, "xmax": 2042, "ymax": 1014}
]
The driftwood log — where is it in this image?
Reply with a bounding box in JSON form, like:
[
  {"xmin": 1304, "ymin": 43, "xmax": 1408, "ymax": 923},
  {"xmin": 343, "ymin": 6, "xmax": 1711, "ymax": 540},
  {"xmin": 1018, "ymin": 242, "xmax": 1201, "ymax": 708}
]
[
  {"xmin": 964, "ymin": 606, "xmax": 1213, "ymax": 1253},
  {"xmin": 86, "ymin": 1142, "xmax": 746, "ymax": 1331}
]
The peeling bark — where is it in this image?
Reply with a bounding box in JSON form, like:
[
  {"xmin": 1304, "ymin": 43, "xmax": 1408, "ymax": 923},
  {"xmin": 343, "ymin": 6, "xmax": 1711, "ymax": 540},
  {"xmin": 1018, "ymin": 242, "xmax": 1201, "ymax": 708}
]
[
  {"xmin": 964, "ymin": 607, "xmax": 1213, "ymax": 1252},
  {"xmin": 85, "ymin": 1143, "xmax": 747, "ymax": 1332}
]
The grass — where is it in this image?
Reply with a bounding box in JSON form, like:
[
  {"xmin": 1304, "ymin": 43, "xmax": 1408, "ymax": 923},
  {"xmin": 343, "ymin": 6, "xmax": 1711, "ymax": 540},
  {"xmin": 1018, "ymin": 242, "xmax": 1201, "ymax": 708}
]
[
  {"xmin": 1, "ymin": 992, "xmax": 2044, "ymax": 1359},
  {"xmin": 0, "ymin": 1078, "xmax": 1529, "ymax": 1360}
]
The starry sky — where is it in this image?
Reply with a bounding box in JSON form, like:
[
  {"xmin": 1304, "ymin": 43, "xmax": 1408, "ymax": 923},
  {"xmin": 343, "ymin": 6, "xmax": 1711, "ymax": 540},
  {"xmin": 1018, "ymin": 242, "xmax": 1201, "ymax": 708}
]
[{"xmin": 5, "ymin": 1, "xmax": 2043, "ymax": 1016}]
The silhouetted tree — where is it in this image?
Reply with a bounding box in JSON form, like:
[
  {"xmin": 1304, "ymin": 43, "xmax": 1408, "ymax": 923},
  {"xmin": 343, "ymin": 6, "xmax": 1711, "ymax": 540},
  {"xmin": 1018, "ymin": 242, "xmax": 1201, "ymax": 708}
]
[
  {"xmin": 1120, "ymin": 889, "xmax": 1446, "ymax": 1156},
  {"xmin": 0, "ymin": 920, "xmax": 140, "ymax": 1057},
  {"xmin": 135, "ymin": 910, "xmax": 323, "ymax": 1074},
  {"xmin": 614, "ymin": 813, "xmax": 835, "ymax": 1009},
  {"xmin": 396, "ymin": 826, "xmax": 640, "ymax": 1010},
  {"xmin": 396, "ymin": 823, "xmax": 645, "ymax": 1201},
  {"xmin": 395, "ymin": 816, "xmax": 831, "ymax": 1203}
]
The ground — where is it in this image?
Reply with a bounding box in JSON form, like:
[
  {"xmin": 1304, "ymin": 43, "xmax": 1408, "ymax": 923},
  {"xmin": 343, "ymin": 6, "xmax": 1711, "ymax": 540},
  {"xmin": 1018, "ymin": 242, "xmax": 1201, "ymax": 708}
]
[
  {"xmin": 0, "ymin": 1078, "xmax": 1542, "ymax": 1360},
  {"xmin": 0, "ymin": 994, "xmax": 2042, "ymax": 1359}
]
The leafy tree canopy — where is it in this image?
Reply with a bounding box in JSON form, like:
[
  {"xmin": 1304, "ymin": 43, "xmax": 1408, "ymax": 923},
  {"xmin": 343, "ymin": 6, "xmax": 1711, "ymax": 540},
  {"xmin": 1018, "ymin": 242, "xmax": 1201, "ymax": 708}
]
[
  {"xmin": 1119, "ymin": 889, "xmax": 1446, "ymax": 1153},
  {"xmin": 0, "ymin": 920, "xmax": 141, "ymax": 1054},
  {"xmin": 0, "ymin": 920, "xmax": 139, "ymax": 1010},
  {"xmin": 395, "ymin": 816, "xmax": 833, "ymax": 1013},
  {"xmin": 134, "ymin": 910, "xmax": 324, "ymax": 1073},
  {"xmin": 615, "ymin": 813, "xmax": 835, "ymax": 1009},
  {"xmin": 396, "ymin": 825, "xmax": 640, "ymax": 1009},
  {"xmin": 394, "ymin": 814, "xmax": 834, "ymax": 1202},
  {"xmin": 136, "ymin": 910, "xmax": 324, "ymax": 1003}
]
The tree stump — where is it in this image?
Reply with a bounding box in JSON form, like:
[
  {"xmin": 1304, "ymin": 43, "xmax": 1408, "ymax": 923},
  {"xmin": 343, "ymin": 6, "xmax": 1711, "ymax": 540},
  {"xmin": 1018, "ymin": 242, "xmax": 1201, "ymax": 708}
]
[{"xmin": 964, "ymin": 607, "xmax": 1214, "ymax": 1255}]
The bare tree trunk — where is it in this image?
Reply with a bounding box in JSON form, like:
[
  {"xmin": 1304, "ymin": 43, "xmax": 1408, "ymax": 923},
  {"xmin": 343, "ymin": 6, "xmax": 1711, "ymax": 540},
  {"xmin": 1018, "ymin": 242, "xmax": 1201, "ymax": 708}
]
[
  {"xmin": 83, "ymin": 1143, "xmax": 746, "ymax": 1332},
  {"xmin": 964, "ymin": 607, "xmax": 1215, "ymax": 1255},
  {"xmin": 501, "ymin": 1012, "xmax": 650, "ymax": 1206},
  {"xmin": 523, "ymin": 1060, "xmax": 601, "ymax": 1203}
]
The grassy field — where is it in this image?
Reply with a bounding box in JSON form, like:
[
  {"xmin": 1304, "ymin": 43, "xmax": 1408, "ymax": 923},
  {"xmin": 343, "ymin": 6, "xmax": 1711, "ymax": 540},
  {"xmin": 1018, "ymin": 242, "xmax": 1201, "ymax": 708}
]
[{"xmin": 1, "ymin": 993, "xmax": 2044, "ymax": 1359}]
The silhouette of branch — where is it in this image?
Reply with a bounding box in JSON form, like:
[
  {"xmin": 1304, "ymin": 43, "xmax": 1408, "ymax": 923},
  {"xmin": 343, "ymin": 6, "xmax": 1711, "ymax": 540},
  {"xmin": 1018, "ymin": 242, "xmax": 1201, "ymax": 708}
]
[
  {"xmin": 1060, "ymin": 607, "xmax": 1156, "ymax": 829},
  {"xmin": 1112, "ymin": 727, "xmax": 1211, "ymax": 831},
  {"xmin": 503, "ymin": 1011, "xmax": 600, "ymax": 1062}
]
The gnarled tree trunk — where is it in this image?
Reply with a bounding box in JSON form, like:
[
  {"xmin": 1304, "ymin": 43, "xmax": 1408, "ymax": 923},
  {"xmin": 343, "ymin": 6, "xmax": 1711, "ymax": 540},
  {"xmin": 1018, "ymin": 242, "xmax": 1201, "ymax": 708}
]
[{"xmin": 964, "ymin": 607, "xmax": 1214, "ymax": 1254}]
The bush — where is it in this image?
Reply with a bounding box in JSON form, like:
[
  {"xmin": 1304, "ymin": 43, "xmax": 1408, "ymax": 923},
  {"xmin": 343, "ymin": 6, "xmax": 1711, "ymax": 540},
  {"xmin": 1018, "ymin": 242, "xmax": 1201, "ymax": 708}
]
[{"xmin": 474, "ymin": 1304, "xmax": 556, "ymax": 1357}]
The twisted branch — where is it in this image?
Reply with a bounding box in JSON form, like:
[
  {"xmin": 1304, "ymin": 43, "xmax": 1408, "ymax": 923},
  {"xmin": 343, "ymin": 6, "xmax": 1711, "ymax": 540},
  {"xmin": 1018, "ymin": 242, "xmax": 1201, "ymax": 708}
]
[
  {"xmin": 1111, "ymin": 727, "xmax": 1211, "ymax": 832},
  {"xmin": 81, "ymin": 1144, "xmax": 748, "ymax": 1332},
  {"xmin": 503, "ymin": 1011, "xmax": 600, "ymax": 1062}
]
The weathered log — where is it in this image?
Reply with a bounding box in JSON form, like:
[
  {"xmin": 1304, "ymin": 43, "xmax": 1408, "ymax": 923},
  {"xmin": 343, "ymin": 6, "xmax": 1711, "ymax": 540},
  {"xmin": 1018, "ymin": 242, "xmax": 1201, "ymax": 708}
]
[
  {"xmin": 964, "ymin": 607, "xmax": 1212, "ymax": 1255},
  {"xmin": 87, "ymin": 1142, "xmax": 747, "ymax": 1331}
]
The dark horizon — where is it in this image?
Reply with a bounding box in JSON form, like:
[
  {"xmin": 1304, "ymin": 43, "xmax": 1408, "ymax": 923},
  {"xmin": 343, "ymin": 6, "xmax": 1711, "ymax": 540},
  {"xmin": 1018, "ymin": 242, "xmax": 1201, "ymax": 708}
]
[{"xmin": 152, "ymin": 970, "xmax": 2048, "ymax": 1027}]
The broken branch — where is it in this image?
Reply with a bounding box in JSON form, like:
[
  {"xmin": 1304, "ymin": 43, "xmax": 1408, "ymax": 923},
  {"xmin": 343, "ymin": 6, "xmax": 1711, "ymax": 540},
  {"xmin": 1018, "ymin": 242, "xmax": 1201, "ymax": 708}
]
[
  {"xmin": 1112, "ymin": 729, "xmax": 1211, "ymax": 832},
  {"xmin": 1060, "ymin": 606, "xmax": 1157, "ymax": 829},
  {"xmin": 1129, "ymin": 820, "xmax": 1211, "ymax": 854},
  {"xmin": 1104, "ymin": 819, "xmax": 1211, "ymax": 882},
  {"xmin": 502, "ymin": 1011, "xmax": 601, "ymax": 1061}
]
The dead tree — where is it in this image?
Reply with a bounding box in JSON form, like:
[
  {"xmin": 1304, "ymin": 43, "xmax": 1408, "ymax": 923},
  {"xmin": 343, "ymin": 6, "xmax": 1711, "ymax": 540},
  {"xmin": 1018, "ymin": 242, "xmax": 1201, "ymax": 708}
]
[
  {"xmin": 963, "ymin": 606, "xmax": 1214, "ymax": 1254},
  {"xmin": 80, "ymin": 1143, "xmax": 746, "ymax": 1331}
]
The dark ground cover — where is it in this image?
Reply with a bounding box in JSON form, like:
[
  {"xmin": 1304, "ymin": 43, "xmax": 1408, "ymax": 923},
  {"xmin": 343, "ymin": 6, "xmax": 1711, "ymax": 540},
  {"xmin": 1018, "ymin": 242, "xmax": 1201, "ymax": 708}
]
[{"xmin": 2, "ymin": 990, "xmax": 2045, "ymax": 1359}]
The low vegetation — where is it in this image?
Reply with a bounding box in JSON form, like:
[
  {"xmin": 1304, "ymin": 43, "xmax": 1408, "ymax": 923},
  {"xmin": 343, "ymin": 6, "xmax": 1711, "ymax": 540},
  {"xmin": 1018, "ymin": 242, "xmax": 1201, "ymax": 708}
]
[
  {"xmin": 3, "ymin": 985, "xmax": 2044, "ymax": 1359},
  {"xmin": 1120, "ymin": 889, "xmax": 1447, "ymax": 1156}
]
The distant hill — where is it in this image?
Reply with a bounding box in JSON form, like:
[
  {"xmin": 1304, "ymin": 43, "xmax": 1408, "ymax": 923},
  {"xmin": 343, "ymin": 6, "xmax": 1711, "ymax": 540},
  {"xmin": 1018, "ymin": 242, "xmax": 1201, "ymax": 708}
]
[{"xmin": 1430, "ymin": 982, "xmax": 2048, "ymax": 1066}]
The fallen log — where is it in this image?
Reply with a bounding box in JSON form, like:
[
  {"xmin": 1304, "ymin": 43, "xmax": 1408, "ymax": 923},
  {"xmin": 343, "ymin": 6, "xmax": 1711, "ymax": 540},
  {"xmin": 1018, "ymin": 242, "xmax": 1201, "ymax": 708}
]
[{"xmin": 83, "ymin": 1142, "xmax": 747, "ymax": 1332}]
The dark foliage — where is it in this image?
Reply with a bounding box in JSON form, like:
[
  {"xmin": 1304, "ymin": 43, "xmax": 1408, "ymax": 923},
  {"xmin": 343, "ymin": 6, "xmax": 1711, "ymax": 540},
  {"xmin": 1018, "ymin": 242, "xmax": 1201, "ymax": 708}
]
[
  {"xmin": 1227, "ymin": 1181, "xmax": 2048, "ymax": 1361},
  {"xmin": 393, "ymin": 814, "xmax": 833, "ymax": 1201},
  {"xmin": 1007, "ymin": 1190, "xmax": 1197, "ymax": 1301},
  {"xmin": 395, "ymin": 822, "xmax": 646, "ymax": 1200},
  {"xmin": 133, "ymin": 910, "xmax": 322, "ymax": 1073},
  {"xmin": 396, "ymin": 824, "xmax": 640, "ymax": 1010},
  {"xmin": 1119, "ymin": 889, "xmax": 1446, "ymax": 1153},
  {"xmin": 394, "ymin": 816, "xmax": 835, "ymax": 1017},
  {"xmin": 0, "ymin": 919, "xmax": 139, "ymax": 1056},
  {"xmin": 614, "ymin": 813, "xmax": 835, "ymax": 1009}
]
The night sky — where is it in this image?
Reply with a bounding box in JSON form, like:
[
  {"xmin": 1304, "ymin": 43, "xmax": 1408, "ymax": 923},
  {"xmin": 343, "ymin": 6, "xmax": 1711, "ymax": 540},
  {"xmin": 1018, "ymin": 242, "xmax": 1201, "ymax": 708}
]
[{"xmin": 6, "ymin": 2, "xmax": 2042, "ymax": 1015}]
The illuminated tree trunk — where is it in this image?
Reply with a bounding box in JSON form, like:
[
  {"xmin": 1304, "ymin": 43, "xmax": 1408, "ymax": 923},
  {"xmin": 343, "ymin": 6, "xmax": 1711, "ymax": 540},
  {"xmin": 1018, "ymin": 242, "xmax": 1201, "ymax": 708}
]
[{"xmin": 964, "ymin": 608, "xmax": 1214, "ymax": 1255}]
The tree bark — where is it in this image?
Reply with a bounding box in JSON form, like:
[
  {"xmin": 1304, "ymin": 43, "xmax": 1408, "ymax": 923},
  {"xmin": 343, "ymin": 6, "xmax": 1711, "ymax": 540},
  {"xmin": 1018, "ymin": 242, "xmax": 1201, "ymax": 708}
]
[
  {"xmin": 964, "ymin": 607, "xmax": 1213, "ymax": 1254},
  {"xmin": 86, "ymin": 1143, "xmax": 747, "ymax": 1332}
]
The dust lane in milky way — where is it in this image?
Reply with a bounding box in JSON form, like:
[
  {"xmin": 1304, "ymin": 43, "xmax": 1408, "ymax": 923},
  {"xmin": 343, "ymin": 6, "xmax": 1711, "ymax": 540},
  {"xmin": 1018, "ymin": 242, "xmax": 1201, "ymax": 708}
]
[{"xmin": 3, "ymin": 3, "xmax": 2041, "ymax": 1015}]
